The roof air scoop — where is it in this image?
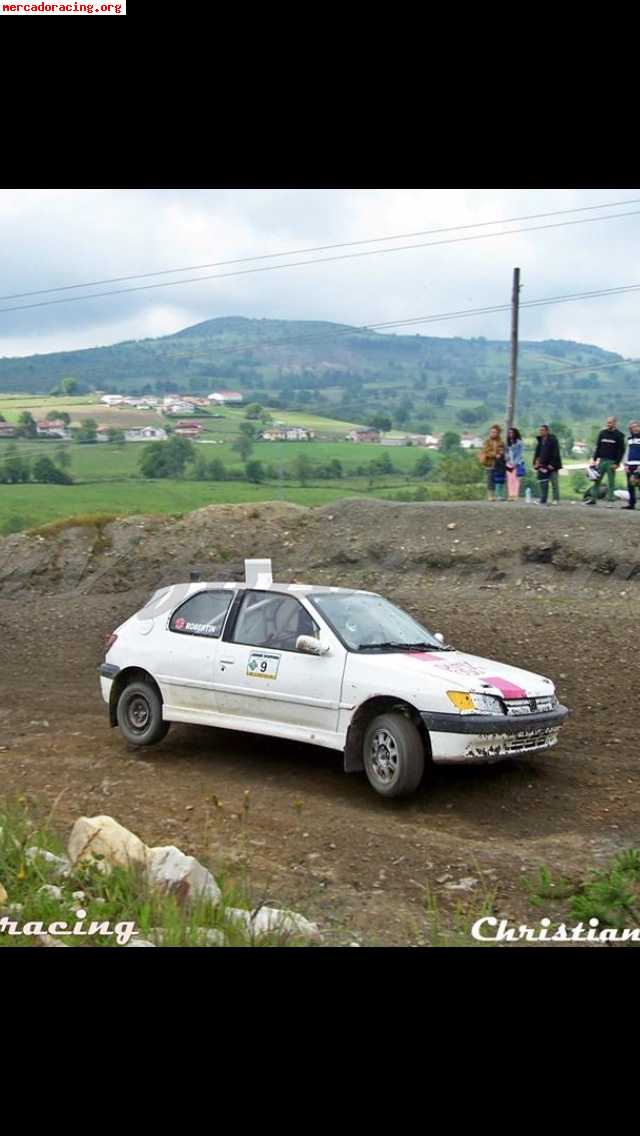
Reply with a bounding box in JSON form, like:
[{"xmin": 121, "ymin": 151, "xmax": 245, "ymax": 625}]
[{"xmin": 245, "ymin": 558, "xmax": 273, "ymax": 588}]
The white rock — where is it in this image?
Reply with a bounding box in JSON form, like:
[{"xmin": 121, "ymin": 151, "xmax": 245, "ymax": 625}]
[
  {"xmin": 0, "ymin": 883, "xmax": 7, "ymax": 905},
  {"xmin": 145, "ymin": 845, "xmax": 221, "ymax": 904},
  {"xmin": 26, "ymin": 847, "xmax": 71, "ymax": 877},
  {"xmin": 68, "ymin": 816, "xmax": 148, "ymax": 873},
  {"xmin": 37, "ymin": 934, "xmax": 69, "ymax": 947},
  {"xmin": 37, "ymin": 884, "xmax": 63, "ymax": 900},
  {"xmin": 199, "ymin": 928, "xmax": 225, "ymax": 946},
  {"xmin": 125, "ymin": 939, "xmax": 156, "ymax": 947},
  {"xmin": 71, "ymin": 891, "xmax": 85, "ymax": 901},
  {"xmin": 225, "ymin": 906, "xmax": 321, "ymax": 941},
  {"xmin": 444, "ymin": 877, "xmax": 479, "ymax": 892},
  {"xmin": 8, "ymin": 902, "xmax": 23, "ymax": 914}
]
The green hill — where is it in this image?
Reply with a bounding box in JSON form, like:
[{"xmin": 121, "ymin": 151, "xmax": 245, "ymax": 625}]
[{"xmin": 0, "ymin": 316, "xmax": 637, "ymax": 436}]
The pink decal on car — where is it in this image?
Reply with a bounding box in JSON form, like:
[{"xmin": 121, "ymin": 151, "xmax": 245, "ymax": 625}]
[{"xmin": 482, "ymin": 675, "xmax": 527, "ymax": 699}]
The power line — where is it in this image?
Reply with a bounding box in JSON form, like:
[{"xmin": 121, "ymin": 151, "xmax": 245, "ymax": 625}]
[
  {"xmin": 2, "ymin": 196, "xmax": 639, "ymax": 303},
  {"xmin": 192, "ymin": 280, "xmax": 640, "ymax": 359},
  {"xmin": 2, "ymin": 207, "xmax": 640, "ymax": 316}
]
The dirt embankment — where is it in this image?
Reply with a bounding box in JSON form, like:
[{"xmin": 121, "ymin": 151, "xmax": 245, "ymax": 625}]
[
  {"xmin": 0, "ymin": 499, "xmax": 638, "ymax": 945},
  {"xmin": 0, "ymin": 497, "xmax": 639, "ymax": 598}
]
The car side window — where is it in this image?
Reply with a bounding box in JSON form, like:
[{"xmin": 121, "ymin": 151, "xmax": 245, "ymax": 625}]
[
  {"xmin": 231, "ymin": 591, "xmax": 319, "ymax": 651},
  {"xmin": 169, "ymin": 591, "xmax": 233, "ymax": 638}
]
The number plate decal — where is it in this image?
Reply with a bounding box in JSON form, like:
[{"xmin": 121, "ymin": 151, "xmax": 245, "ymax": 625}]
[{"xmin": 246, "ymin": 651, "xmax": 281, "ymax": 680}]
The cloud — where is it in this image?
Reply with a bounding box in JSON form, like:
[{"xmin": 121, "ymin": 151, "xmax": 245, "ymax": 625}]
[{"xmin": 1, "ymin": 188, "xmax": 639, "ymax": 358}]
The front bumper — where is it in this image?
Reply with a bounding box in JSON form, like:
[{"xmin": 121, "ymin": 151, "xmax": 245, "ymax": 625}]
[
  {"xmin": 98, "ymin": 663, "xmax": 119, "ymax": 708},
  {"xmin": 420, "ymin": 704, "xmax": 569, "ymax": 764}
]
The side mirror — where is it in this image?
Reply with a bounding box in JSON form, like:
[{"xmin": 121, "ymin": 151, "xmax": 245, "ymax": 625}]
[
  {"xmin": 434, "ymin": 632, "xmax": 444, "ymax": 643},
  {"xmin": 296, "ymin": 635, "xmax": 330, "ymax": 656}
]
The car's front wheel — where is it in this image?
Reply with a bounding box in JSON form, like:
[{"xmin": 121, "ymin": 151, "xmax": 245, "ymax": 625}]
[
  {"xmin": 116, "ymin": 680, "xmax": 170, "ymax": 746},
  {"xmin": 363, "ymin": 712, "xmax": 425, "ymax": 798}
]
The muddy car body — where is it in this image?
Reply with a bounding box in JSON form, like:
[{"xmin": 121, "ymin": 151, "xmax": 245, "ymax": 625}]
[{"xmin": 99, "ymin": 559, "xmax": 569, "ymax": 797}]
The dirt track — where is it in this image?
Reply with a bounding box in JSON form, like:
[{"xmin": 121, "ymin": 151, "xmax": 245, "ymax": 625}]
[{"xmin": 0, "ymin": 499, "xmax": 638, "ymax": 944}]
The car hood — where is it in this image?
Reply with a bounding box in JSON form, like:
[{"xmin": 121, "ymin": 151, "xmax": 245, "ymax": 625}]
[{"xmin": 351, "ymin": 648, "xmax": 554, "ymax": 699}]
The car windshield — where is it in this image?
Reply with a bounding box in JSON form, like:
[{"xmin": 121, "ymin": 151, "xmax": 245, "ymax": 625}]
[{"xmin": 309, "ymin": 592, "xmax": 448, "ymax": 652}]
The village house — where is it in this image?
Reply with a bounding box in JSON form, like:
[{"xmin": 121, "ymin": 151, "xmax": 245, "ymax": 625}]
[
  {"xmin": 260, "ymin": 426, "xmax": 314, "ymax": 441},
  {"xmin": 35, "ymin": 419, "xmax": 70, "ymax": 439},
  {"xmin": 100, "ymin": 395, "xmax": 125, "ymax": 406},
  {"xmin": 208, "ymin": 391, "xmax": 244, "ymax": 405},
  {"xmin": 124, "ymin": 427, "xmax": 168, "ymax": 442},
  {"xmin": 173, "ymin": 421, "xmax": 204, "ymax": 437},
  {"xmin": 0, "ymin": 422, "xmax": 17, "ymax": 438},
  {"xmin": 572, "ymin": 441, "xmax": 589, "ymax": 455},
  {"xmin": 381, "ymin": 435, "xmax": 410, "ymax": 447},
  {"xmin": 460, "ymin": 433, "xmax": 484, "ymax": 449},
  {"xmin": 346, "ymin": 428, "xmax": 381, "ymax": 444}
]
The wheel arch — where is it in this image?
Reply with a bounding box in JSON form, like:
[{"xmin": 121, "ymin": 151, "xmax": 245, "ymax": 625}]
[
  {"xmin": 344, "ymin": 696, "xmax": 431, "ymax": 773},
  {"xmin": 108, "ymin": 666, "xmax": 164, "ymax": 727}
]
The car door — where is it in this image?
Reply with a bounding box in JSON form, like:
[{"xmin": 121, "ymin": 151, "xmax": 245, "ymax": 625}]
[
  {"xmin": 214, "ymin": 589, "xmax": 347, "ymax": 741},
  {"xmin": 156, "ymin": 588, "xmax": 236, "ymax": 716}
]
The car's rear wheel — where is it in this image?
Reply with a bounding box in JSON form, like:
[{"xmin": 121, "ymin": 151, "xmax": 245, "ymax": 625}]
[
  {"xmin": 116, "ymin": 680, "xmax": 170, "ymax": 746},
  {"xmin": 363, "ymin": 712, "xmax": 425, "ymax": 798}
]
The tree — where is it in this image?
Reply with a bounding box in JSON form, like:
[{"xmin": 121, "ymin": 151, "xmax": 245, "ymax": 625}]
[
  {"xmin": 244, "ymin": 403, "xmax": 263, "ymax": 419},
  {"xmin": 439, "ymin": 431, "xmax": 461, "ymax": 453},
  {"xmin": 0, "ymin": 445, "xmax": 30, "ymax": 484},
  {"xmin": 32, "ymin": 456, "xmax": 73, "ymax": 484},
  {"xmin": 439, "ymin": 453, "xmax": 484, "ymax": 485},
  {"xmin": 106, "ymin": 427, "xmax": 125, "ymax": 445},
  {"xmin": 139, "ymin": 435, "xmax": 195, "ymax": 478},
  {"xmin": 17, "ymin": 411, "xmax": 37, "ymax": 438},
  {"xmin": 245, "ymin": 461, "xmax": 265, "ymax": 484},
  {"xmin": 232, "ymin": 435, "xmax": 253, "ymax": 462},
  {"xmin": 293, "ymin": 454, "xmax": 313, "ymax": 485},
  {"xmin": 371, "ymin": 413, "xmax": 392, "ymax": 432},
  {"xmin": 0, "ymin": 413, "xmax": 5, "ymax": 422},
  {"xmin": 76, "ymin": 418, "xmax": 98, "ymax": 444},
  {"xmin": 414, "ymin": 454, "xmax": 433, "ymax": 478},
  {"xmin": 239, "ymin": 421, "xmax": 257, "ymax": 440},
  {"xmin": 60, "ymin": 377, "xmax": 78, "ymax": 395},
  {"xmin": 54, "ymin": 447, "xmax": 72, "ymax": 471},
  {"xmin": 549, "ymin": 420, "xmax": 575, "ymax": 458}
]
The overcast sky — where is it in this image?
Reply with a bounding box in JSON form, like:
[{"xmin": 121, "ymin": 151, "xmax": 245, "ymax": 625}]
[{"xmin": 1, "ymin": 187, "xmax": 640, "ymax": 359}]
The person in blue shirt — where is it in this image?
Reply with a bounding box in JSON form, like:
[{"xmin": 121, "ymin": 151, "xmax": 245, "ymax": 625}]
[
  {"xmin": 506, "ymin": 427, "xmax": 525, "ymax": 500},
  {"xmin": 621, "ymin": 421, "xmax": 640, "ymax": 510}
]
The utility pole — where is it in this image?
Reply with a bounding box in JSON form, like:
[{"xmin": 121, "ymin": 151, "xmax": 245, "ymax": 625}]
[{"xmin": 506, "ymin": 267, "xmax": 521, "ymax": 437}]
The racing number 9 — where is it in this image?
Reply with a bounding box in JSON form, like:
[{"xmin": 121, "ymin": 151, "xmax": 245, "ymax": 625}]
[{"xmin": 260, "ymin": 660, "xmax": 268, "ymax": 672}]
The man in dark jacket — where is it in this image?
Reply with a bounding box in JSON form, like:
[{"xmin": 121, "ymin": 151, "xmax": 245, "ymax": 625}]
[
  {"xmin": 533, "ymin": 425, "xmax": 563, "ymax": 505},
  {"xmin": 585, "ymin": 415, "xmax": 625, "ymax": 506}
]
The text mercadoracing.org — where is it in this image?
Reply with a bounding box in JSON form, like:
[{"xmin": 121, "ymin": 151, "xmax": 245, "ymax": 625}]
[
  {"xmin": 0, "ymin": 909, "xmax": 138, "ymax": 945},
  {"xmin": 471, "ymin": 916, "xmax": 640, "ymax": 944},
  {"xmin": 1, "ymin": 2, "xmax": 124, "ymax": 12}
]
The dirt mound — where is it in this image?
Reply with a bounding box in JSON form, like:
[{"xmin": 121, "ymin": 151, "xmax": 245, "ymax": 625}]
[{"xmin": 1, "ymin": 498, "xmax": 639, "ymax": 598}]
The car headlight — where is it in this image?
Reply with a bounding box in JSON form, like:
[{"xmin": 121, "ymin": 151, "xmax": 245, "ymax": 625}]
[{"xmin": 446, "ymin": 690, "xmax": 504, "ymax": 714}]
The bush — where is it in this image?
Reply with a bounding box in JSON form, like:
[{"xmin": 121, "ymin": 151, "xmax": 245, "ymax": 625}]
[{"xmin": 32, "ymin": 456, "xmax": 73, "ymax": 484}]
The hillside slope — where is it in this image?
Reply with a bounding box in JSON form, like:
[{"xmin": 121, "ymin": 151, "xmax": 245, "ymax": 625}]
[{"xmin": 0, "ymin": 316, "xmax": 636, "ymax": 432}]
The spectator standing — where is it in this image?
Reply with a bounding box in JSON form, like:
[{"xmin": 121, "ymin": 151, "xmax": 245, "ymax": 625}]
[
  {"xmin": 533, "ymin": 424, "xmax": 563, "ymax": 505},
  {"xmin": 506, "ymin": 426, "xmax": 525, "ymax": 500},
  {"xmin": 493, "ymin": 444, "xmax": 507, "ymax": 500},
  {"xmin": 585, "ymin": 415, "xmax": 625, "ymax": 506},
  {"xmin": 478, "ymin": 423, "xmax": 503, "ymax": 502},
  {"xmin": 620, "ymin": 420, "xmax": 640, "ymax": 510}
]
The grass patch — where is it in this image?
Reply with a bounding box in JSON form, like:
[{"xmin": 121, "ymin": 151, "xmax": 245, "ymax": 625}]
[
  {"xmin": 26, "ymin": 513, "xmax": 119, "ymax": 537},
  {"xmin": 524, "ymin": 850, "xmax": 640, "ymax": 936}
]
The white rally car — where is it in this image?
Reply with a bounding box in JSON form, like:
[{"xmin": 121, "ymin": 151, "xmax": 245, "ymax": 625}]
[{"xmin": 99, "ymin": 559, "xmax": 568, "ymax": 798}]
